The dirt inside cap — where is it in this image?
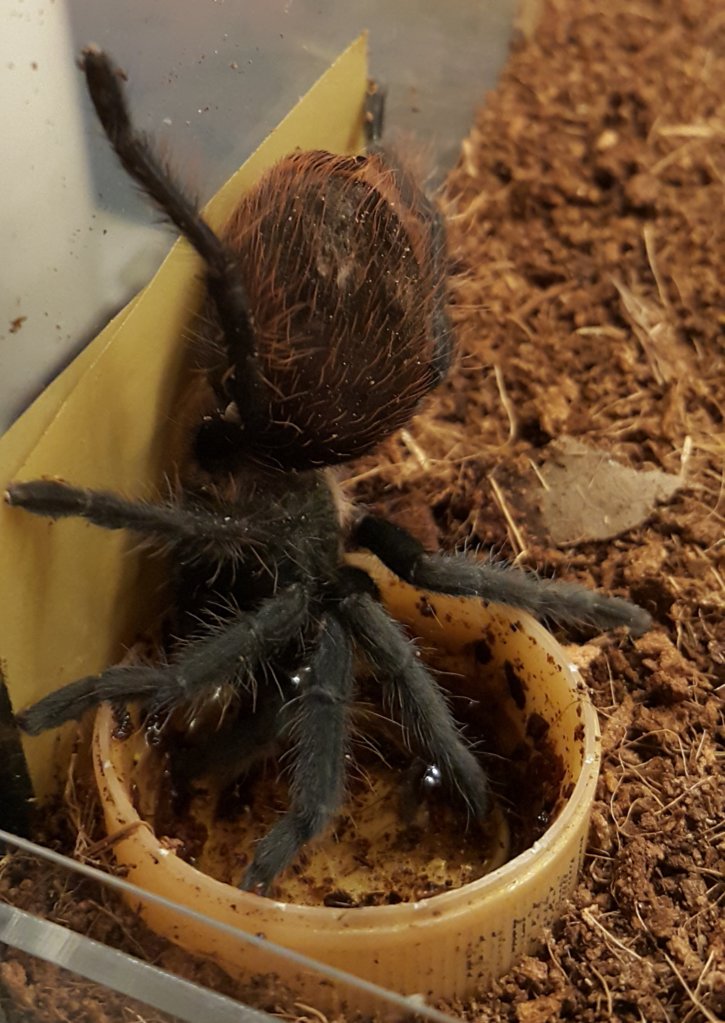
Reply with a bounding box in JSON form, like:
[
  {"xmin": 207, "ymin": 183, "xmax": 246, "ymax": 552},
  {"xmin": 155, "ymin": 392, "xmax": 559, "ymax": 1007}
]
[{"xmin": 110, "ymin": 593, "xmax": 572, "ymax": 908}]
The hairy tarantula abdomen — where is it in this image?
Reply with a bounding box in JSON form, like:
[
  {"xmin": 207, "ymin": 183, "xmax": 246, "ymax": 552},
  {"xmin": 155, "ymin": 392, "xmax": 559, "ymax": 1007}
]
[{"xmin": 202, "ymin": 148, "xmax": 452, "ymax": 469}]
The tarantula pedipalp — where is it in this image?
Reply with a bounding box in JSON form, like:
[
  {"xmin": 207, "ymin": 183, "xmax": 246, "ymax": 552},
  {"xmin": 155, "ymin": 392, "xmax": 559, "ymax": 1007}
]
[{"xmin": 6, "ymin": 47, "xmax": 651, "ymax": 895}]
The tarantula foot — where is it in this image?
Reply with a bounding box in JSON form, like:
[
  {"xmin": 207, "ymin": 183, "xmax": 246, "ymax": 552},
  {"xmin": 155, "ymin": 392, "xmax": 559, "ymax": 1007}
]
[
  {"xmin": 587, "ymin": 592, "xmax": 651, "ymax": 637},
  {"xmin": 6, "ymin": 478, "xmax": 85, "ymax": 519},
  {"xmin": 459, "ymin": 766, "xmax": 490, "ymax": 824},
  {"xmin": 241, "ymin": 843, "xmax": 287, "ymax": 894},
  {"xmin": 17, "ymin": 681, "xmax": 104, "ymax": 735},
  {"xmin": 80, "ymin": 45, "xmax": 126, "ymax": 103},
  {"xmin": 240, "ymin": 866, "xmax": 272, "ymax": 896},
  {"xmin": 239, "ymin": 802, "xmax": 336, "ymax": 895},
  {"xmin": 17, "ymin": 665, "xmax": 163, "ymax": 735}
]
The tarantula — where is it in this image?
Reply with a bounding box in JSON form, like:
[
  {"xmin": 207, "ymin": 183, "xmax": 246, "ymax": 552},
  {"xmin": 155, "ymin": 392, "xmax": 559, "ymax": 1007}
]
[{"xmin": 6, "ymin": 47, "xmax": 651, "ymax": 894}]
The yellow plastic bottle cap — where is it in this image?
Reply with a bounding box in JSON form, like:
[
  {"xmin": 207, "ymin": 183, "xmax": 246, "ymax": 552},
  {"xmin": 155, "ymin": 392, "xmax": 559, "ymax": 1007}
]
[{"xmin": 92, "ymin": 553, "xmax": 601, "ymax": 1007}]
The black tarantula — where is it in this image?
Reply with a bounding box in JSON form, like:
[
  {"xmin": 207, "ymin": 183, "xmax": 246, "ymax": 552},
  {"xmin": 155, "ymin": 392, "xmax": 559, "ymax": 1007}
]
[{"xmin": 6, "ymin": 48, "xmax": 651, "ymax": 894}]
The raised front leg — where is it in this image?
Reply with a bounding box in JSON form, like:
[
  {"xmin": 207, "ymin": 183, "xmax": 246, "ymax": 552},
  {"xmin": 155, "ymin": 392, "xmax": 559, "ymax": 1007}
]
[{"xmin": 80, "ymin": 46, "xmax": 263, "ymax": 422}]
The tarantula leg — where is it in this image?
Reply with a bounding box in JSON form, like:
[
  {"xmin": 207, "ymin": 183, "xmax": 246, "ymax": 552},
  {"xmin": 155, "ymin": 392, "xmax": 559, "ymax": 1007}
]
[
  {"xmin": 362, "ymin": 80, "xmax": 453, "ymax": 385},
  {"xmin": 5, "ymin": 479, "xmax": 264, "ymax": 559},
  {"xmin": 17, "ymin": 585, "xmax": 309, "ymax": 736},
  {"xmin": 353, "ymin": 515, "xmax": 652, "ymax": 636},
  {"xmin": 242, "ymin": 614, "xmax": 353, "ymax": 893},
  {"xmin": 363, "ymin": 82, "xmax": 386, "ymax": 146},
  {"xmin": 80, "ymin": 47, "xmax": 262, "ymax": 415},
  {"xmin": 82, "ymin": 47, "xmax": 230, "ymax": 276},
  {"xmin": 361, "ymin": 125, "xmax": 452, "ymax": 385},
  {"xmin": 337, "ymin": 591, "xmax": 489, "ymax": 821}
]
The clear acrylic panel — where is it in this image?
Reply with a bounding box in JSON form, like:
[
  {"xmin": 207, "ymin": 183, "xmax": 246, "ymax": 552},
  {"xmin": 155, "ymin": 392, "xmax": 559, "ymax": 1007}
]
[{"xmin": 0, "ymin": 829, "xmax": 461, "ymax": 1023}]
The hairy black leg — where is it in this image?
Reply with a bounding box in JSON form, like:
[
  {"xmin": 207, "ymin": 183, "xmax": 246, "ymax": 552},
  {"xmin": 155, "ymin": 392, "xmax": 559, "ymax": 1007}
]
[
  {"xmin": 363, "ymin": 83, "xmax": 386, "ymax": 146},
  {"xmin": 353, "ymin": 515, "xmax": 652, "ymax": 636},
  {"xmin": 242, "ymin": 614, "xmax": 353, "ymax": 893},
  {"xmin": 80, "ymin": 46, "xmax": 263, "ymax": 418},
  {"xmin": 336, "ymin": 591, "xmax": 489, "ymax": 821},
  {"xmin": 82, "ymin": 46, "xmax": 232, "ymax": 276},
  {"xmin": 5, "ymin": 480, "xmax": 269, "ymax": 562},
  {"xmin": 17, "ymin": 585, "xmax": 308, "ymax": 735}
]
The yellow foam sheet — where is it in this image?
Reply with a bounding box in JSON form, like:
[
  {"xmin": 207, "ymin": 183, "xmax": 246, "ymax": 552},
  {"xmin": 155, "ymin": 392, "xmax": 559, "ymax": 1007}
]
[{"xmin": 0, "ymin": 35, "xmax": 369, "ymax": 796}]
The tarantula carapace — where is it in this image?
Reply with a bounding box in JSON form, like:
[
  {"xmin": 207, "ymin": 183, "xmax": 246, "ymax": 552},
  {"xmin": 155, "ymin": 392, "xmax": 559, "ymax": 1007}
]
[{"xmin": 6, "ymin": 48, "xmax": 651, "ymax": 894}]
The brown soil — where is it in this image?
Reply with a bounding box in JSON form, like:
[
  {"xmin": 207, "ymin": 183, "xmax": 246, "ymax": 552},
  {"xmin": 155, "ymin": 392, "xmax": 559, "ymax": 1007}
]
[{"xmin": 1, "ymin": 0, "xmax": 723, "ymax": 1020}]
